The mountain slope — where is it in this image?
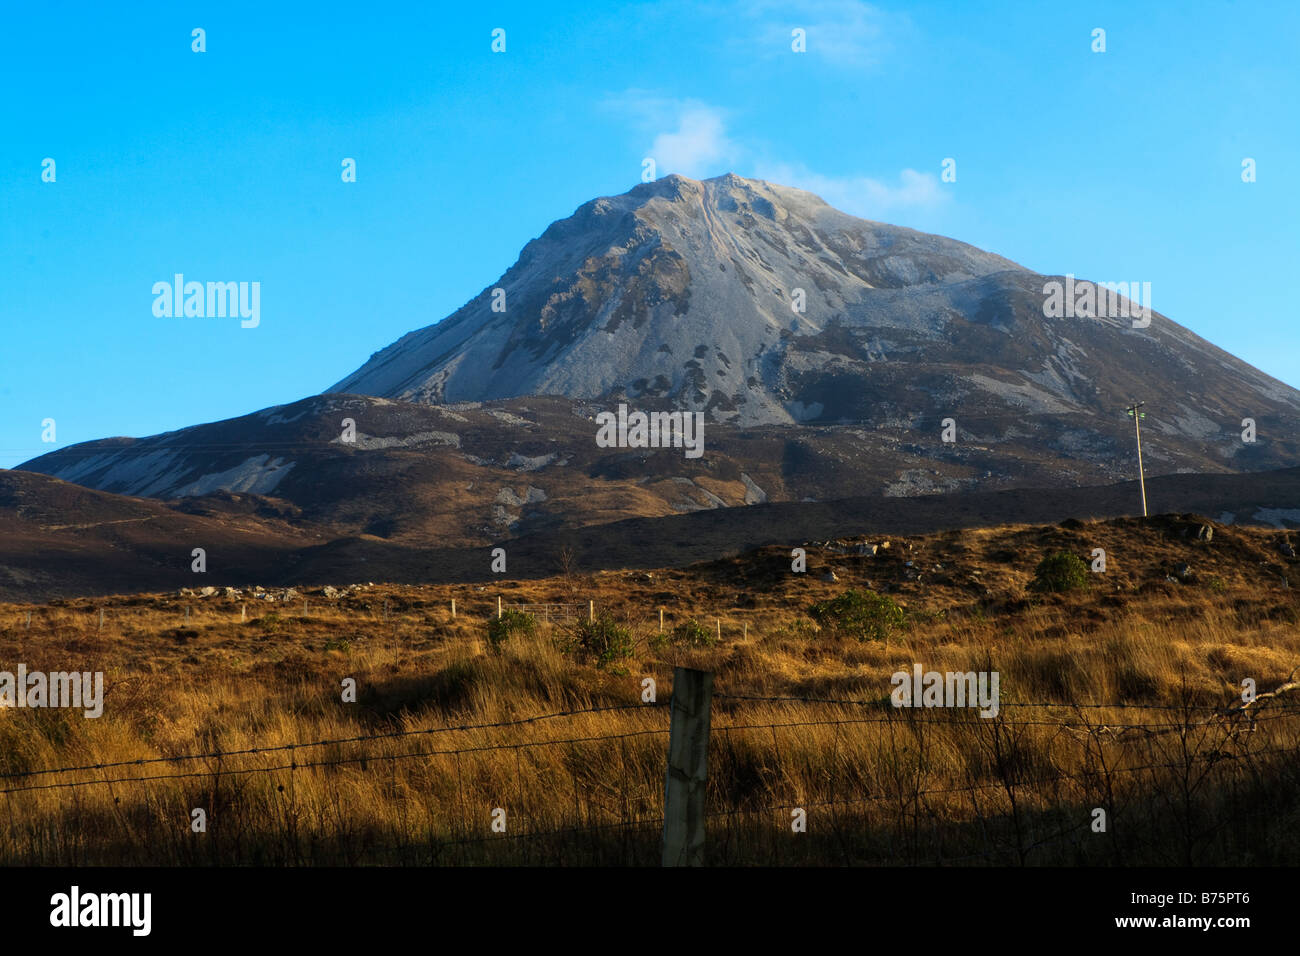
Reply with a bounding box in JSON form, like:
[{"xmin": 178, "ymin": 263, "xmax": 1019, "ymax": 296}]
[
  {"xmin": 16, "ymin": 174, "xmax": 1300, "ymax": 546},
  {"xmin": 328, "ymin": 173, "xmax": 1300, "ymax": 472},
  {"xmin": 331, "ymin": 173, "xmax": 1029, "ymax": 423},
  {"xmin": 5, "ymin": 461, "xmax": 1299, "ymax": 602}
]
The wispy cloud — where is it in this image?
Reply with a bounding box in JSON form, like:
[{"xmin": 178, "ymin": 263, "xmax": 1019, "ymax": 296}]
[
  {"xmin": 753, "ymin": 162, "xmax": 949, "ymax": 218},
  {"xmin": 746, "ymin": 0, "xmax": 899, "ymax": 68},
  {"xmin": 650, "ymin": 105, "xmax": 736, "ymax": 178},
  {"xmin": 605, "ymin": 91, "xmax": 946, "ymax": 217},
  {"xmin": 604, "ymin": 93, "xmax": 739, "ymax": 178}
]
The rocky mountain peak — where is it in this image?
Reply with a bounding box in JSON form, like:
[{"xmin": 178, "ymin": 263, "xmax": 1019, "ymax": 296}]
[{"xmin": 328, "ymin": 174, "xmax": 1037, "ymax": 422}]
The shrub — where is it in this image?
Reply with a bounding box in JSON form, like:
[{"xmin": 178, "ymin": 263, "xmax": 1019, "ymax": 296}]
[
  {"xmin": 772, "ymin": 618, "xmax": 819, "ymax": 640},
  {"xmin": 1031, "ymin": 552, "xmax": 1090, "ymax": 593},
  {"xmin": 486, "ymin": 609, "xmax": 536, "ymax": 649},
  {"xmin": 568, "ymin": 615, "xmax": 635, "ymax": 668},
  {"xmin": 671, "ymin": 619, "xmax": 716, "ymax": 647},
  {"xmin": 809, "ymin": 589, "xmax": 905, "ymax": 643}
]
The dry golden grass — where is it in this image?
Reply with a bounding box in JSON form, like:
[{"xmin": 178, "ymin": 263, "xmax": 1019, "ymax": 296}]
[{"xmin": 1, "ymin": 514, "xmax": 1298, "ymax": 865}]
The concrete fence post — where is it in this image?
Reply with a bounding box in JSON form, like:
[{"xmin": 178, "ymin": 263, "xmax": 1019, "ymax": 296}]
[{"xmin": 662, "ymin": 667, "xmax": 713, "ymax": 867}]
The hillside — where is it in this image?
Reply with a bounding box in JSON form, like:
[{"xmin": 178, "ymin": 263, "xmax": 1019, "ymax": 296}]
[
  {"xmin": 330, "ymin": 173, "xmax": 1300, "ymax": 474},
  {"xmin": 4, "ymin": 460, "xmax": 1298, "ymax": 602}
]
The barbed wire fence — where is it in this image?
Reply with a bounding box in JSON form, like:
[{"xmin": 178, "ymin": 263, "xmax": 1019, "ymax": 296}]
[{"xmin": 0, "ymin": 667, "xmax": 1297, "ymax": 866}]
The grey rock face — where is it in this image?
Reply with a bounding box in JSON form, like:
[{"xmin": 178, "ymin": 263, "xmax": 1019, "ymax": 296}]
[
  {"xmin": 330, "ymin": 173, "xmax": 1028, "ymax": 424},
  {"xmin": 328, "ymin": 173, "xmax": 1300, "ymax": 476}
]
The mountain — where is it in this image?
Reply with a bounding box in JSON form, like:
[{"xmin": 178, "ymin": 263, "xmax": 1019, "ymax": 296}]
[
  {"xmin": 329, "ymin": 173, "xmax": 1300, "ymax": 478},
  {"xmin": 13, "ymin": 173, "xmax": 1300, "ymax": 588}
]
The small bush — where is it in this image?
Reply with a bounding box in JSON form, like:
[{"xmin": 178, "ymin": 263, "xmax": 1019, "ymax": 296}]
[
  {"xmin": 671, "ymin": 619, "xmax": 716, "ymax": 647},
  {"xmin": 772, "ymin": 618, "xmax": 819, "ymax": 640},
  {"xmin": 567, "ymin": 615, "xmax": 635, "ymax": 668},
  {"xmin": 1031, "ymin": 552, "xmax": 1090, "ymax": 593},
  {"xmin": 809, "ymin": 589, "xmax": 905, "ymax": 643},
  {"xmin": 486, "ymin": 609, "xmax": 536, "ymax": 649}
]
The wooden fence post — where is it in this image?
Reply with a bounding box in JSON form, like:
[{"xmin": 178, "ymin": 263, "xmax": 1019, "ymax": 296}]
[
  {"xmin": 589, "ymin": 600, "xmax": 594, "ymax": 623},
  {"xmin": 659, "ymin": 607, "xmax": 664, "ymax": 633},
  {"xmin": 662, "ymin": 667, "xmax": 713, "ymax": 867},
  {"xmin": 498, "ymin": 596, "xmax": 502, "ymax": 619},
  {"xmin": 451, "ymin": 598, "xmax": 456, "ymax": 620}
]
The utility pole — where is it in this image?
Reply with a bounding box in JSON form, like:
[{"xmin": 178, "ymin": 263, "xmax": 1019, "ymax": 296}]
[{"xmin": 1125, "ymin": 401, "xmax": 1148, "ymax": 517}]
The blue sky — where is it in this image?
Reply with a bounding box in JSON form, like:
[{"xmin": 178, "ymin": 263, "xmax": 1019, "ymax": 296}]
[{"xmin": 3, "ymin": 0, "xmax": 1297, "ymax": 469}]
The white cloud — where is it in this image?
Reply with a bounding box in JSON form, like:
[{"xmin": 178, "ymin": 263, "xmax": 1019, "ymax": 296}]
[
  {"xmin": 604, "ymin": 93, "xmax": 739, "ymax": 178},
  {"xmin": 604, "ymin": 91, "xmax": 944, "ymax": 218},
  {"xmin": 748, "ymin": 0, "xmax": 898, "ymax": 67},
  {"xmin": 649, "ymin": 106, "xmax": 735, "ymax": 178},
  {"xmin": 753, "ymin": 162, "xmax": 949, "ymax": 217}
]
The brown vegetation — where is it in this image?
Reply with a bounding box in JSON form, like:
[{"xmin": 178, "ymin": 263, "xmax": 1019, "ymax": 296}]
[{"xmin": 0, "ymin": 513, "xmax": 1297, "ymax": 865}]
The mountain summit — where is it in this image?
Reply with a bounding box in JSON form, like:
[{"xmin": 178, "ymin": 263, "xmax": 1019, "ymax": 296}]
[
  {"xmin": 328, "ymin": 174, "xmax": 1300, "ymax": 462},
  {"xmin": 329, "ymin": 173, "xmax": 1031, "ymax": 424}
]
